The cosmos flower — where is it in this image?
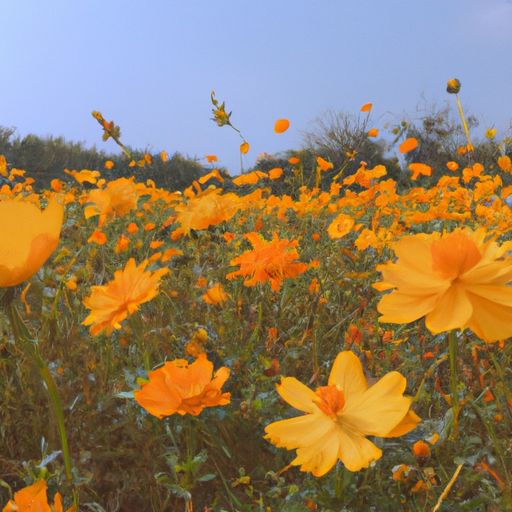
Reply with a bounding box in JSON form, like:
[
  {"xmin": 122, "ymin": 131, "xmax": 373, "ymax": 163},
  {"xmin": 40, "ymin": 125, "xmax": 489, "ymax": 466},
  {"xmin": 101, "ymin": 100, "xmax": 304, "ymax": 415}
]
[
  {"xmin": 82, "ymin": 258, "xmax": 169, "ymax": 336},
  {"xmin": 2, "ymin": 479, "xmax": 75, "ymax": 512},
  {"xmin": 0, "ymin": 199, "xmax": 63, "ymax": 287},
  {"xmin": 264, "ymin": 351, "xmax": 419, "ymax": 476},
  {"xmin": 227, "ymin": 232, "xmax": 308, "ymax": 291},
  {"xmin": 134, "ymin": 353, "xmax": 230, "ymax": 418},
  {"xmin": 274, "ymin": 119, "xmax": 290, "ymax": 133},
  {"xmin": 375, "ymin": 228, "xmax": 512, "ymax": 342}
]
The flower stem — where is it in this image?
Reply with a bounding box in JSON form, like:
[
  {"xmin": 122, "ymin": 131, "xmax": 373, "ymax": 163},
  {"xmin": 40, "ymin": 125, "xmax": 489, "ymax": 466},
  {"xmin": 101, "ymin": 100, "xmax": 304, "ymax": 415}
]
[
  {"xmin": 448, "ymin": 330, "xmax": 459, "ymax": 439},
  {"xmin": 6, "ymin": 301, "xmax": 74, "ymax": 484},
  {"xmin": 455, "ymin": 94, "xmax": 472, "ymax": 148}
]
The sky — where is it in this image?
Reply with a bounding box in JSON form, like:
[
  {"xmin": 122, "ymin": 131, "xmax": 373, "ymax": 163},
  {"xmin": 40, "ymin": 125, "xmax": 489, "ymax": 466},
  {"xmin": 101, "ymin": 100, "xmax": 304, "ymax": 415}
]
[{"xmin": 1, "ymin": 0, "xmax": 511, "ymax": 173}]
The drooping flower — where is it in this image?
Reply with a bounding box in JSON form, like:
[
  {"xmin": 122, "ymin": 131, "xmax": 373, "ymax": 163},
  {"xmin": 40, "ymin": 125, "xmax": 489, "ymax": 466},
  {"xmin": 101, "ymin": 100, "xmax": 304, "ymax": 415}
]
[
  {"xmin": 2, "ymin": 479, "xmax": 76, "ymax": 512},
  {"xmin": 316, "ymin": 156, "xmax": 333, "ymax": 171},
  {"xmin": 227, "ymin": 232, "xmax": 308, "ymax": 291},
  {"xmin": 203, "ymin": 283, "xmax": 230, "ymax": 305},
  {"xmin": 82, "ymin": 258, "xmax": 169, "ymax": 336},
  {"xmin": 264, "ymin": 351, "xmax": 419, "ymax": 476},
  {"xmin": 0, "ymin": 199, "xmax": 63, "ymax": 287},
  {"xmin": 134, "ymin": 353, "xmax": 230, "ymax": 418},
  {"xmin": 375, "ymin": 228, "xmax": 512, "ymax": 342}
]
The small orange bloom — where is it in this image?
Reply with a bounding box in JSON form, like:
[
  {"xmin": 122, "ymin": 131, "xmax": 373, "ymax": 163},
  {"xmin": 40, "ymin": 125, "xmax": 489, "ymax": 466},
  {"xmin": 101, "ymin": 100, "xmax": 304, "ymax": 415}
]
[
  {"xmin": 227, "ymin": 232, "xmax": 308, "ymax": 291},
  {"xmin": 88, "ymin": 229, "xmax": 107, "ymax": 245},
  {"xmin": 268, "ymin": 167, "xmax": 284, "ymax": 180},
  {"xmin": 367, "ymin": 128, "xmax": 379, "ymax": 138},
  {"xmin": 134, "ymin": 353, "xmax": 230, "ymax": 418},
  {"xmin": 316, "ymin": 156, "xmax": 333, "ymax": 171},
  {"xmin": 2, "ymin": 479, "xmax": 75, "ymax": 512},
  {"xmin": 327, "ymin": 213, "xmax": 355, "ymax": 239},
  {"xmin": 408, "ymin": 162, "xmax": 432, "ymax": 180},
  {"xmin": 446, "ymin": 161, "xmax": 459, "ymax": 172},
  {"xmin": 203, "ymin": 283, "xmax": 230, "ymax": 305},
  {"xmin": 274, "ymin": 119, "xmax": 290, "ymax": 133},
  {"xmin": 104, "ymin": 160, "xmax": 114, "ymax": 170},
  {"xmin": 399, "ymin": 137, "xmax": 418, "ymax": 154},
  {"xmin": 205, "ymin": 154, "xmax": 218, "ymax": 163},
  {"xmin": 412, "ymin": 440, "xmax": 431, "ymax": 461},
  {"xmin": 360, "ymin": 102, "xmax": 373, "ymax": 112},
  {"xmin": 240, "ymin": 141, "xmax": 250, "ymax": 154},
  {"xmin": 288, "ymin": 156, "xmax": 300, "ymax": 165}
]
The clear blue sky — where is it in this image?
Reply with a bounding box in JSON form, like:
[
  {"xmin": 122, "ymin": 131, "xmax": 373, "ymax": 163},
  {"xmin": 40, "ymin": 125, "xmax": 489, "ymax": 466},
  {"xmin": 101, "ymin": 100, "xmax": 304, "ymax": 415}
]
[{"xmin": 1, "ymin": 0, "xmax": 511, "ymax": 173}]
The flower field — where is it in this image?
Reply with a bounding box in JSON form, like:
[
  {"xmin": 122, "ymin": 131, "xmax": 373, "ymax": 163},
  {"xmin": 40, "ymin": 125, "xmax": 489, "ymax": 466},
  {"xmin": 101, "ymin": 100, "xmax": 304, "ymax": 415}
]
[{"xmin": 1, "ymin": 90, "xmax": 512, "ymax": 511}]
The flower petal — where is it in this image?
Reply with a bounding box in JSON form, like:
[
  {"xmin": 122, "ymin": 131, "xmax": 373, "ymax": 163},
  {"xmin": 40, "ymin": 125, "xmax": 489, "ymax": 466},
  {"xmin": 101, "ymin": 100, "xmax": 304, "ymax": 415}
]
[
  {"xmin": 276, "ymin": 377, "xmax": 317, "ymax": 413},
  {"xmin": 425, "ymin": 284, "xmax": 473, "ymax": 333},
  {"xmin": 466, "ymin": 292, "xmax": 512, "ymax": 342},
  {"xmin": 337, "ymin": 429, "xmax": 382, "ymax": 472},
  {"xmin": 378, "ymin": 291, "xmax": 440, "ymax": 324},
  {"xmin": 328, "ymin": 351, "xmax": 367, "ymax": 396},
  {"xmin": 342, "ymin": 372, "xmax": 412, "ymax": 436}
]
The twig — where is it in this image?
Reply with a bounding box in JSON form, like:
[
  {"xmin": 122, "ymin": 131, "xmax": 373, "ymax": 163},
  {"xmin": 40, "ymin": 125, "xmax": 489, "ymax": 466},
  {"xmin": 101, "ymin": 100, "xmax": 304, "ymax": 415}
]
[{"xmin": 432, "ymin": 464, "xmax": 463, "ymax": 512}]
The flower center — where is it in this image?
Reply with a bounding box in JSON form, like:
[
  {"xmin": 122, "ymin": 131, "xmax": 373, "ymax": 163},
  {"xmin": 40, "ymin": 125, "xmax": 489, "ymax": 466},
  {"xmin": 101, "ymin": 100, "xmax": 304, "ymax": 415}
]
[
  {"xmin": 431, "ymin": 231, "xmax": 481, "ymax": 280},
  {"xmin": 313, "ymin": 385, "xmax": 345, "ymax": 418}
]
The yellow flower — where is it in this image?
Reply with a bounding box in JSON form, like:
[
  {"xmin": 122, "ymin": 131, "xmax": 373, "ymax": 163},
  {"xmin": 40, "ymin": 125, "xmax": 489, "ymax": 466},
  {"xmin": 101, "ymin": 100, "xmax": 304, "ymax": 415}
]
[
  {"xmin": 375, "ymin": 228, "xmax": 512, "ymax": 342},
  {"xmin": 264, "ymin": 351, "xmax": 419, "ymax": 476},
  {"xmin": 327, "ymin": 213, "xmax": 354, "ymax": 239},
  {"xmin": 82, "ymin": 258, "xmax": 169, "ymax": 336},
  {"xmin": 0, "ymin": 199, "xmax": 63, "ymax": 287},
  {"xmin": 446, "ymin": 78, "xmax": 461, "ymax": 94},
  {"xmin": 485, "ymin": 128, "xmax": 497, "ymax": 140}
]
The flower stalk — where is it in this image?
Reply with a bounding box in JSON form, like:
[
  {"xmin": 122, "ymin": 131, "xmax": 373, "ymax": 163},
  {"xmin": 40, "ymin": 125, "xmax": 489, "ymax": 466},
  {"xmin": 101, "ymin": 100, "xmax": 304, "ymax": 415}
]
[
  {"xmin": 448, "ymin": 330, "xmax": 460, "ymax": 439},
  {"xmin": 6, "ymin": 300, "xmax": 74, "ymax": 484}
]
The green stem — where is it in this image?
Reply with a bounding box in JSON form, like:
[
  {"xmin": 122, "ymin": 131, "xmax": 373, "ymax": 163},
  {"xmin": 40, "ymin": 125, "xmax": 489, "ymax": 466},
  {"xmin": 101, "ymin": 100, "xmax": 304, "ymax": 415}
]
[
  {"xmin": 448, "ymin": 330, "xmax": 459, "ymax": 439},
  {"xmin": 6, "ymin": 301, "xmax": 74, "ymax": 484},
  {"xmin": 455, "ymin": 95, "xmax": 472, "ymax": 148}
]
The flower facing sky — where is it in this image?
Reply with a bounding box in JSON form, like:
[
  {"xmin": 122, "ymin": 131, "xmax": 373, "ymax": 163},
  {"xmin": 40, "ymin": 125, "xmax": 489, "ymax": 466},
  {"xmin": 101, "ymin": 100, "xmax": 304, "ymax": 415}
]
[
  {"xmin": 265, "ymin": 351, "xmax": 419, "ymax": 476},
  {"xmin": 2, "ymin": 479, "xmax": 75, "ymax": 512},
  {"xmin": 375, "ymin": 228, "xmax": 512, "ymax": 342},
  {"xmin": 134, "ymin": 353, "xmax": 230, "ymax": 418},
  {"xmin": 227, "ymin": 232, "xmax": 308, "ymax": 291},
  {"xmin": 82, "ymin": 258, "xmax": 168, "ymax": 336},
  {"xmin": 0, "ymin": 199, "xmax": 63, "ymax": 287}
]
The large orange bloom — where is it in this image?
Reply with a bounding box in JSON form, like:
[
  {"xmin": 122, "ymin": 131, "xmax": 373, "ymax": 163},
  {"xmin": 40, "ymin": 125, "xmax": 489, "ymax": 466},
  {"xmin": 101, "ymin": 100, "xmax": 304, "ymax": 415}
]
[
  {"xmin": 265, "ymin": 351, "xmax": 419, "ymax": 476},
  {"xmin": 82, "ymin": 258, "xmax": 169, "ymax": 336},
  {"xmin": 134, "ymin": 353, "xmax": 230, "ymax": 418},
  {"xmin": 2, "ymin": 479, "xmax": 75, "ymax": 512},
  {"xmin": 375, "ymin": 228, "xmax": 512, "ymax": 342},
  {"xmin": 0, "ymin": 199, "xmax": 63, "ymax": 287},
  {"xmin": 226, "ymin": 232, "xmax": 308, "ymax": 291}
]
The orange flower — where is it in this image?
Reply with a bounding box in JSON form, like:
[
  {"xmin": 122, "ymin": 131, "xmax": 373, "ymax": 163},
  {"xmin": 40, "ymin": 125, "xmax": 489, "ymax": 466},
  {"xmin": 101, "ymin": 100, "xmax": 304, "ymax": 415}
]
[
  {"xmin": 104, "ymin": 160, "xmax": 114, "ymax": 170},
  {"xmin": 375, "ymin": 228, "xmax": 512, "ymax": 341},
  {"xmin": 268, "ymin": 167, "xmax": 284, "ymax": 180},
  {"xmin": 134, "ymin": 353, "xmax": 230, "ymax": 418},
  {"xmin": 264, "ymin": 351, "xmax": 419, "ymax": 476},
  {"xmin": 446, "ymin": 161, "xmax": 459, "ymax": 172},
  {"xmin": 205, "ymin": 154, "xmax": 218, "ymax": 163},
  {"xmin": 360, "ymin": 102, "xmax": 373, "ymax": 112},
  {"xmin": 399, "ymin": 138, "xmax": 418, "ymax": 154},
  {"xmin": 274, "ymin": 119, "xmax": 290, "ymax": 133},
  {"xmin": 288, "ymin": 156, "xmax": 300, "ymax": 165},
  {"xmin": 327, "ymin": 213, "xmax": 355, "ymax": 239},
  {"xmin": 160, "ymin": 150, "xmax": 168, "ymax": 162},
  {"xmin": 240, "ymin": 141, "xmax": 250, "ymax": 154},
  {"xmin": 88, "ymin": 229, "xmax": 107, "ymax": 245},
  {"xmin": 408, "ymin": 162, "xmax": 432, "ymax": 180},
  {"xmin": 203, "ymin": 283, "xmax": 230, "ymax": 305},
  {"xmin": 82, "ymin": 258, "xmax": 169, "ymax": 336},
  {"xmin": 367, "ymin": 128, "xmax": 379, "ymax": 138},
  {"xmin": 316, "ymin": 156, "xmax": 333, "ymax": 171},
  {"xmin": 227, "ymin": 232, "xmax": 308, "ymax": 291},
  {"xmin": 0, "ymin": 199, "xmax": 63, "ymax": 287},
  {"xmin": 2, "ymin": 479, "xmax": 75, "ymax": 512},
  {"xmin": 498, "ymin": 155, "xmax": 512, "ymax": 173},
  {"xmin": 64, "ymin": 168, "xmax": 101, "ymax": 185},
  {"xmin": 232, "ymin": 170, "xmax": 267, "ymax": 186}
]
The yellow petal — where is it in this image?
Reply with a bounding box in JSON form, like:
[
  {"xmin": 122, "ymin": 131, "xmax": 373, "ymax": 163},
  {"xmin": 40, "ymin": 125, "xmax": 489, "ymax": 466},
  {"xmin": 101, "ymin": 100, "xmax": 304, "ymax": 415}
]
[
  {"xmin": 328, "ymin": 351, "xmax": 367, "ymax": 396},
  {"xmin": 276, "ymin": 377, "xmax": 317, "ymax": 413},
  {"xmin": 466, "ymin": 292, "xmax": 512, "ymax": 342},
  {"xmin": 384, "ymin": 409, "xmax": 421, "ymax": 437},
  {"xmin": 425, "ymin": 284, "xmax": 473, "ymax": 333},
  {"xmin": 342, "ymin": 372, "xmax": 412, "ymax": 436},
  {"xmin": 291, "ymin": 428, "xmax": 340, "ymax": 476},
  {"xmin": 337, "ymin": 429, "xmax": 382, "ymax": 472},
  {"xmin": 265, "ymin": 413, "xmax": 333, "ymax": 450},
  {"xmin": 378, "ymin": 291, "xmax": 440, "ymax": 324}
]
